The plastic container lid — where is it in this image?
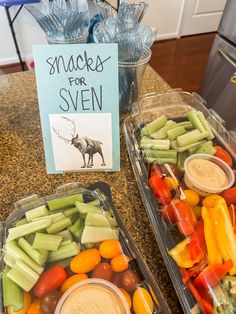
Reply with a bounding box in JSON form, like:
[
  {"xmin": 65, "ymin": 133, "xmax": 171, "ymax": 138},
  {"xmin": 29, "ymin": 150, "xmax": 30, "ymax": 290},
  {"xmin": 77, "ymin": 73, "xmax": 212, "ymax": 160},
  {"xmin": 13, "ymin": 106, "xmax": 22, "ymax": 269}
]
[{"xmin": 55, "ymin": 278, "xmax": 131, "ymax": 314}]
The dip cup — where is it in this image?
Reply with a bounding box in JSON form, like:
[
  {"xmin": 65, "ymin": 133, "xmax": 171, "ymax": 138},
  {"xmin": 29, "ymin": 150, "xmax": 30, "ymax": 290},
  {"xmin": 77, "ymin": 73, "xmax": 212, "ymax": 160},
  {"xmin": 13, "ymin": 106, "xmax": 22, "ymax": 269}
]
[
  {"xmin": 184, "ymin": 153, "xmax": 235, "ymax": 196},
  {"xmin": 55, "ymin": 278, "xmax": 131, "ymax": 314}
]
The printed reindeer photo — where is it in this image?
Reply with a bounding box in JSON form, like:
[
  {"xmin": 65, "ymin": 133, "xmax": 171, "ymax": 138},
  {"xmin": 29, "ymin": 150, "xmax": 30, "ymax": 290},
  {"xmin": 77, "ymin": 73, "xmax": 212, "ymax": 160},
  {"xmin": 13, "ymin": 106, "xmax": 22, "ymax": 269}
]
[{"xmin": 52, "ymin": 116, "xmax": 106, "ymax": 168}]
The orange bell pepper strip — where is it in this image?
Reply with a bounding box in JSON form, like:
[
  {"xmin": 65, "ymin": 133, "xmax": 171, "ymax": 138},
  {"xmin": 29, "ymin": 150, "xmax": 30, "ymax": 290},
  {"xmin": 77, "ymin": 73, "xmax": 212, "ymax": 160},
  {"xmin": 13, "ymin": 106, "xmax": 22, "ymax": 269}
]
[{"xmin": 172, "ymin": 200, "xmax": 195, "ymax": 236}]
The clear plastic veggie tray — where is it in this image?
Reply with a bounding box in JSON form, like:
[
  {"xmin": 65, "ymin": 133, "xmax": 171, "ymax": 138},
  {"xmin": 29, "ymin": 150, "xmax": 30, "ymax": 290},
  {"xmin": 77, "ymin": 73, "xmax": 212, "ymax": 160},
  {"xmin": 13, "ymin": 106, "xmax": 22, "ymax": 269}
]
[
  {"xmin": 0, "ymin": 181, "xmax": 171, "ymax": 314},
  {"xmin": 123, "ymin": 90, "xmax": 236, "ymax": 314}
]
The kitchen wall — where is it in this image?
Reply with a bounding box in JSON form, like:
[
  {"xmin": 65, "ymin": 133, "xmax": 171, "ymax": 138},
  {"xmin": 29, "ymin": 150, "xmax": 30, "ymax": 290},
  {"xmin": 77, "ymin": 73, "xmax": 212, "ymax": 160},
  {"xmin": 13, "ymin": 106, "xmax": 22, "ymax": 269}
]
[{"xmin": 0, "ymin": 0, "xmax": 185, "ymax": 66}]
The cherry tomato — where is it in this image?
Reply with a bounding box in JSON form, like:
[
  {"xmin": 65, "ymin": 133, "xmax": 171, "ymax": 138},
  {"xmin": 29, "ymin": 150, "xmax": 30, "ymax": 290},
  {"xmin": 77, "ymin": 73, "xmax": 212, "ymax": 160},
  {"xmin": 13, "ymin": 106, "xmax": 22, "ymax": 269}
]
[
  {"xmin": 133, "ymin": 287, "xmax": 154, "ymax": 314},
  {"xmin": 92, "ymin": 262, "xmax": 113, "ymax": 281},
  {"xmin": 111, "ymin": 271, "xmax": 125, "ymax": 287},
  {"xmin": 111, "ymin": 254, "xmax": 130, "ymax": 272},
  {"xmin": 220, "ymin": 187, "xmax": 236, "ymax": 205},
  {"xmin": 33, "ymin": 266, "xmax": 67, "ymax": 298},
  {"xmin": 60, "ymin": 274, "xmax": 88, "ymax": 294},
  {"xmin": 120, "ymin": 270, "xmax": 139, "ymax": 292},
  {"xmin": 40, "ymin": 291, "xmax": 62, "ymax": 314},
  {"xmin": 70, "ymin": 248, "xmax": 101, "ymax": 273},
  {"xmin": 27, "ymin": 299, "xmax": 41, "ymax": 314},
  {"xmin": 99, "ymin": 240, "xmax": 122, "ymax": 259},
  {"xmin": 214, "ymin": 146, "xmax": 233, "ymax": 167}
]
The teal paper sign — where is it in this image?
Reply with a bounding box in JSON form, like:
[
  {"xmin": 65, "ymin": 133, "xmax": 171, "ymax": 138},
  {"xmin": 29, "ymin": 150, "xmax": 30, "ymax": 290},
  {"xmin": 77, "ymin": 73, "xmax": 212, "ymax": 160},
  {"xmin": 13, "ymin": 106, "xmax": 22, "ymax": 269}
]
[{"xmin": 33, "ymin": 44, "xmax": 120, "ymax": 173}]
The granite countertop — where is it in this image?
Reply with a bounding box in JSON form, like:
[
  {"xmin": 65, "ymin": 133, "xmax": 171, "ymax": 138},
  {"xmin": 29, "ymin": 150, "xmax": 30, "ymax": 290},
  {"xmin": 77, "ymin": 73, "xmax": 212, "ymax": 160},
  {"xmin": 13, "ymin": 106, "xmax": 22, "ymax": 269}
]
[{"xmin": 0, "ymin": 66, "xmax": 183, "ymax": 313}]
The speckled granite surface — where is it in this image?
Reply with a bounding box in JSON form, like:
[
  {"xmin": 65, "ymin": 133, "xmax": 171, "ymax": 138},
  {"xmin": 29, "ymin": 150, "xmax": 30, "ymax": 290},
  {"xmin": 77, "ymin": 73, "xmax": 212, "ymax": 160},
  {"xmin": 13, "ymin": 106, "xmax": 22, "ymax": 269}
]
[{"xmin": 0, "ymin": 66, "xmax": 183, "ymax": 313}]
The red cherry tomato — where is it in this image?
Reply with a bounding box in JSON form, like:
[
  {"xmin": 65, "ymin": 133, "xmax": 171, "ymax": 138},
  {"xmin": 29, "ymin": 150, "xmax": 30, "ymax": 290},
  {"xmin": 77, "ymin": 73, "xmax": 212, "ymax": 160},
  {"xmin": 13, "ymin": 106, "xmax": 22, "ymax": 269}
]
[
  {"xmin": 220, "ymin": 187, "xmax": 236, "ymax": 205},
  {"xmin": 40, "ymin": 290, "xmax": 62, "ymax": 314},
  {"xmin": 214, "ymin": 146, "xmax": 233, "ymax": 167},
  {"xmin": 33, "ymin": 266, "xmax": 67, "ymax": 298},
  {"xmin": 92, "ymin": 262, "xmax": 113, "ymax": 281}
]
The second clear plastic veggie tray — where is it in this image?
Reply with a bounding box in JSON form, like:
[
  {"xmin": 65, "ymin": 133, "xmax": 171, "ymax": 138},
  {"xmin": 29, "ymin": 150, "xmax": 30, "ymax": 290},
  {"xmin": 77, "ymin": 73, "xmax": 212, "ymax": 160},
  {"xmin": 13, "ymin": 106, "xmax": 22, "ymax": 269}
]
[
  {"xmin": 123, "ymin": 90, "xmax": 236, "ymax": 314},
  {"xmin": 0, "ymin": 181, "xmax": 171, "ymax": 314}
]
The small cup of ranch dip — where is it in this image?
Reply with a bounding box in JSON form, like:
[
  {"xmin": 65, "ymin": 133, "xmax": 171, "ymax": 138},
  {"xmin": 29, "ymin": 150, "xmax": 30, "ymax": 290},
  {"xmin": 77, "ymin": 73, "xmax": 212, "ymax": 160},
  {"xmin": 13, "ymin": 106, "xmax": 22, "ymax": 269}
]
[
  {"xmin": 184, "ymin": 154, "xmax": 235, "ymax": 196},
  {"xmin": 55, "ymin": 278, "xmax": 131, "ymax": 314}
]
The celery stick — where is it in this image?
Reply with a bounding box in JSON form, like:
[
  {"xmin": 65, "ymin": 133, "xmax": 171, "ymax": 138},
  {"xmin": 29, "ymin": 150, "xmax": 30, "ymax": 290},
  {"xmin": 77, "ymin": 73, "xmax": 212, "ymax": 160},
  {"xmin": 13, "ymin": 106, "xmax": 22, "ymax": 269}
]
[
  {"xmin": 4, "ymin": 251, "xmax": 16, "ymax": 268},
  {"xmin": 167, "ymin": 126, "xmax": 187, "ymax": 141},
  {"xmin": 72, "ymin": 227, "xmax": 84, "ymax": 241},
  {"xmin": 197, "ymin": 111, "xmax": 214, "ymax": 140},
  {"xmin": 177, "ymin": 121, "xmax": 193, "ymax": 130},
  {"xmin": 171, "ymin": 139, "xmax": 206, "ymax": 152},
  {"xmin": 81, "ymin": 226, "xmax": 119, "ymax": 244},
  {"xmin": 142, "ymin": 149, "xmax": 177, "ymax": 159},
  {"xmin": 47, "ymin": 218, "xmax": 72, "ymax": 234},
  {"xmin": 18, "ymin": 238, "xmax": 48, "ymax": 265},
  {"xmin": 31, "ymin": 212, "xmax": 62, "ymax": 222},
  {"xmin": 86, "ymin": 199, "xmax": 100, "ymax": 207},
  {"xmin": 25, "ymin": 205, "xmax": 48, "ymax": 222},
  {"xmin": 177, "ymin": 130, "xmax": 209, "ymax": 147},
  {"xmin": 6, "ymin": 218, "xmax": 52, "ymax": 242},
  {"xmin": 57, "ymin": 230, "xmax": 74, "ymax": 242},
  {"xmin": 144, "ymin": 157, "xmax": 177, "ymax": 164},
  {"xmin": 24, "ymin": 233, "xmax": 35, "ymax": 245},
  {"xmin": 52, "ymin": 213, "xmax": 66, "ymax": 223},
  {"xmin": 85, "ymin": 213, "xmax": 116, "ymax": 228},
  {"xmin": 7, "ymin": 260, "xmax": 39, "ymax": 292},
  {"xmin": 188, "ymin": 146, "xmax": 200, "ymax": 154},
  {"xmin": 5, "ymin": 241, "xmax": 43, "ymax": 274},
  {"xmin": 140, "ymin": 139, "xmax": 170, "ymax": 150},
  {"xmin": 33, "ymin": 233, "xmax": 62, "ymax": 251},
  {"xmin": 46, "ymin": 258, "xmax": 72, "ymax": 269},
  {"xmin": 60, "ymin": 239, "xmax": 73, "ymax": 246},
  {"xmin": 68, "ymin": 218, "xmax": 83, "ymax": 233},
  {"xmin": 47, "ymin": 193, "xmax": 83, "ymax": 211},
  {"xmin": 194, "ymin": 141, "xmax": 216, "ymax": 155},
  {"xmin": 141, "ymin": 116, "xmax": 167, "ymax": 136},
  {"xmin": 75, "ymin": 202, "xmax": 102, "ymax": 215},
  {"xmin": 47, "ymin": 242, "xmax": 80, "ymax": 263},
  {"xmin": 15, "ymin": 218, "xmax": 28, "ymax": 227},
  {"xmin": 187, "ymin": 111, "xmax": 205, "ymax": 132},
  {"xmin": 64, "ymin": 207, "xmax": 78, "ymax": 217},
  {"xmin": 177, "ymin": 151, "xmax": 188, "ymax": 171},
  {"xmin": 2, "ymin": 269, "xmax": 23, "ymax": 311},
  {"xmin": 150, "ymin": 121, "xmax": 177, "ymax": 139}
]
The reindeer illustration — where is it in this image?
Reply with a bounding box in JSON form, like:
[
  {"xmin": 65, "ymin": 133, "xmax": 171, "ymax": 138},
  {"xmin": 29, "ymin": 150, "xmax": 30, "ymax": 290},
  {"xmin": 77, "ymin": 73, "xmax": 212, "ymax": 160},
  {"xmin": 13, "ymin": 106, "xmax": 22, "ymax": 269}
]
[{"xmin": 52, "ymin": 116, "xmax": 106, "ymax": 168}]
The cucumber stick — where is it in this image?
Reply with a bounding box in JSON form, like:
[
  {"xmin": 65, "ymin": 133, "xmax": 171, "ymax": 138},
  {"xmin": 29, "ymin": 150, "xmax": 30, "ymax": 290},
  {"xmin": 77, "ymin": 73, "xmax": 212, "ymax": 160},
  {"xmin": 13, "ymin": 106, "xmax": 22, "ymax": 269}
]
[
  {"xmin": 47, "ymin": 242, "xmax": 80, "ymax": 263},
  {"xmin": 33, "ymin": 233, "xmax": 62, "ymax": 251},
  {"xmin": 4, "ymin": 241, "xmax": 43, "ymax": 274},
  {"xmin": 7, "ymin": 218, "xmax": 52, "ymax": 242},
  {"xmin": 7, "ymin": 260, "xmax": 39, "ymax": 292},
  {"xmin": 2, "ymin": 269, "xmax": 23, "ymax": 311},
  {"xmin": 167, "ymin": 126, "xmax": 187, "ymax": 141},
  {"xmin": 18, "ymin": 237, "xmax": 48, "ymax": 265},
  {"xmin": 177, "ymin": 130, "xmax": 209, "ymax": 147},
  {"xmin": 47, "ymin": 193, "xmax": 83, "ymax": 211},
  {"xmin": 25, "ymin": 205, "xmax": 48, "ymax": 222},
  {"xmin": 141, "ymin": 115, "xmax": 167, "ymax": 136},
  {"xmin": 140, "ymin": 139, "xmax": 170, "ymax": 150}
]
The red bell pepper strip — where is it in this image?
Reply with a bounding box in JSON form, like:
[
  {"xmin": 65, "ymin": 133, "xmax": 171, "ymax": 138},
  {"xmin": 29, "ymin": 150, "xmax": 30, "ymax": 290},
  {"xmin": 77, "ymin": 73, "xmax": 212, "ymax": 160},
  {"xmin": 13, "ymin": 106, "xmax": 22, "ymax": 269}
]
[
  {"xmin": 214, "ymin": 146, "xmax": 233, "ymax": 167},
  {"xmin": 172, "ymin": 200, "xmax": 195, "ymax": 236},
  {"xmin": 33, "ymin": 265, "xmax": 67, "ymax": 298},
  {"xmin": 180, "ymin": 268, "xmax": 213, "ymax": 314},
  {"xmin": 220, "ymin": 187, "xmax": 236, "ymax": 205},
  {"xmin": 193, "ymin": 260, "xmax": 233, "ymax": 291},
  {"xmin": 149, "ymin": 166, "xmax": 172, "ymax": 205},
  {"xmin": 188, "ymin": 219, "xmax": 206, "ymax": 260}
]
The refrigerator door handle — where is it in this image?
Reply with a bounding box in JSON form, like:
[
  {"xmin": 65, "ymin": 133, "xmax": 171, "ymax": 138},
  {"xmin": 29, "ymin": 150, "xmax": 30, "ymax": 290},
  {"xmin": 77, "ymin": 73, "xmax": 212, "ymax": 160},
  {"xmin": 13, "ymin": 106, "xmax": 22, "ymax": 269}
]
[{"xmin": 218, "ymin": 47, "xmax": 236, "ymax": 68}]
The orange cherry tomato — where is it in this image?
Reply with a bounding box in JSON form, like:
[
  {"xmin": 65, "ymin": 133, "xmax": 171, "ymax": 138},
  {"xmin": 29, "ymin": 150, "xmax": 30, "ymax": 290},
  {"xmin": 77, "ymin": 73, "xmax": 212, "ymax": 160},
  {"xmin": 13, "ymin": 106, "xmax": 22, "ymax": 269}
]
[
  {"xmin": 111, "ymin": 254, "xmax": 130, "ymax": 272},
  {"xmin": 99, "ymin": 240, "xmax": 122, "ymax": 259},
  {"xmin": 133, "ymin": 287, "xmax": 154, "ymax": 314},
  {"xmin": 119, "ymin": 288, "xmax": 132, "ymax": 309},
  {"xmin": 60, "ymin": 274, "xmax": 88, "ymax": 293},
  {"xmin": 70, "ymin": 248, "xmax": 101, "ymax": 273},
  {"xmin": 27, "ymin": 299, "xmax": 41, "ymax": 314}
]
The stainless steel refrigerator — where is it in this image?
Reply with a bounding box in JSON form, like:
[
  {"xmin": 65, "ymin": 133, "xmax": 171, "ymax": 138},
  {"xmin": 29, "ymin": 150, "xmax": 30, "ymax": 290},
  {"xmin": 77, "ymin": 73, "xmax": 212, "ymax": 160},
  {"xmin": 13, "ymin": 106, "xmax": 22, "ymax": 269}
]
[{"xmin": 198, "ymin": 0, "xmax": 236, "ymax": 132}]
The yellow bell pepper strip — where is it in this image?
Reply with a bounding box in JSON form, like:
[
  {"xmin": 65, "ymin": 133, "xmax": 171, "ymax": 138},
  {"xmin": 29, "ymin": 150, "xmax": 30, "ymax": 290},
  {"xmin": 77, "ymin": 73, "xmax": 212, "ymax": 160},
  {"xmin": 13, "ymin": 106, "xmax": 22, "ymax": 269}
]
[
  {"xmin": 202, "ymin": 206, "xmax": 223, "ymax": 264},
  {"xmin": 213, "ymin": 198, "xmax": 236, "ymax": 275},
  {"xmin": 168, "ymin": 238, "xmax": 204, "ymax": 268}
]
